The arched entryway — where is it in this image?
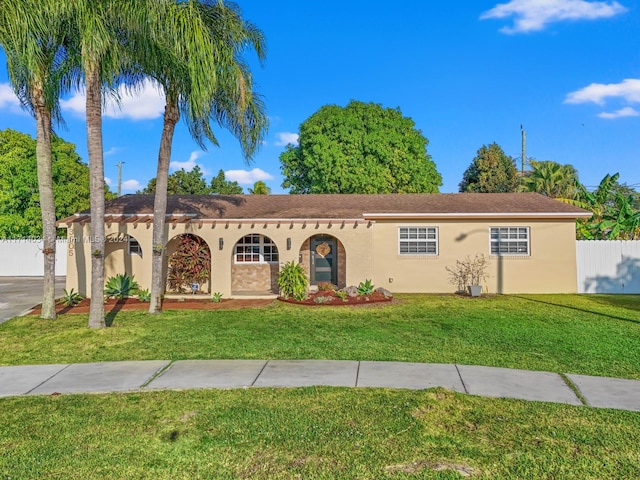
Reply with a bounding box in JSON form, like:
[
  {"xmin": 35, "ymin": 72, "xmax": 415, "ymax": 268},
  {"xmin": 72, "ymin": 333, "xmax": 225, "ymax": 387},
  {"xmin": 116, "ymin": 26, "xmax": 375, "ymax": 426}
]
[
  {"xmin": 231, "ymin": 234, "xmax": 279, "ymax": 294},
  {"xmin": 104, "ymin": 232, "xmax": 143, "ymax": 281},
  {"xmin": 164, "ymin": 234, "xmax": 212, "ymax": 294},
  {"xmin": 300, "ymin": 235, "xmax": 346, "ymax": 288}
]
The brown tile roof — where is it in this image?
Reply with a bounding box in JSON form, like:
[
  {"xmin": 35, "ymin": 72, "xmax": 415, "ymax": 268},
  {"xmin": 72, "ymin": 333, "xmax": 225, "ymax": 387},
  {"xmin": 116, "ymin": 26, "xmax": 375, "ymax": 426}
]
[{"xmin": 60, "ymin": 193, "xmax": 590, "ymax": 224}]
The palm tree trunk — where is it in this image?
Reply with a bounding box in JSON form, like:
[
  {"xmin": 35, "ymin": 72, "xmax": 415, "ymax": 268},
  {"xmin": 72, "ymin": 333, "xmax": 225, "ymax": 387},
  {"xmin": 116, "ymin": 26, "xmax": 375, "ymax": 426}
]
[
  {"xmin": 34, "ymin": 87, "xmax": 57, "ymax": 320},
  {"xmin": 149, "ymin": 98, "xmax": 180, "ymax": 314},
  {"xmin": 86, "ymin": 64, "xmax": 106, "ymax": 329}
]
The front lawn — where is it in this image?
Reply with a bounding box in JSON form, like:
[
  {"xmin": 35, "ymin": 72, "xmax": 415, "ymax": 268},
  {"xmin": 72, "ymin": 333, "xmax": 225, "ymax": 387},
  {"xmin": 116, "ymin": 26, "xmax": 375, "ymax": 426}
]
[
  {"xmin": 1, "ymin": 388, "xmax": 639, "ymax": 479},
  {"xmin": 1, "ymin": 294, "xmax": 639, "ymax": 379}
]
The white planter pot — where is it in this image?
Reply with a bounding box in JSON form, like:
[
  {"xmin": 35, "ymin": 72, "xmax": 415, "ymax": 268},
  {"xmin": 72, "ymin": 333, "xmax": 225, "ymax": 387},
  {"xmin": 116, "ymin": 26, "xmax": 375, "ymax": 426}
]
[{"xmin": 468, "ymin": 285, "xmax": 482, "ymax": 297}]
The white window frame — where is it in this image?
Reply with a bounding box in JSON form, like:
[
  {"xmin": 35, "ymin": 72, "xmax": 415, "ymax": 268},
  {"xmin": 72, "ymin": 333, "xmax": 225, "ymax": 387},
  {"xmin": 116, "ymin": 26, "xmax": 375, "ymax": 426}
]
[
  {"xmin": 234, "ymin": 235, "xmax": 279, "ymax": 264},
  {"xmin": 398, "ymin": 226, "xmax": 438, "ymax": 256},
  {"xmin": 127, "ymin": 237, "xmax": 142, "ymax": 256},
  {"xmin": 490, "ymin": 227, "xmax": 530, "ymax": 256}
]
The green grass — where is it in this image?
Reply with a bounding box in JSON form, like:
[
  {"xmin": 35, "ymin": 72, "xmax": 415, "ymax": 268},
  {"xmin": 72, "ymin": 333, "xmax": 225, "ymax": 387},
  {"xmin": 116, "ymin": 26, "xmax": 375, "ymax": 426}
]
[
  {"xmin": 1, "ymin": 294, "xmax": 640, "ymax": 379},
  {"xmin": 1, "ymin": 388, "xmax": 639, "ymax": 479}
]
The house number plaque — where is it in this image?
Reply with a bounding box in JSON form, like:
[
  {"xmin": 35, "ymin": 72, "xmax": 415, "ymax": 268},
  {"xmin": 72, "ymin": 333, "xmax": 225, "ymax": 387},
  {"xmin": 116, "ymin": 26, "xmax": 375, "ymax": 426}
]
[{"xmin": 315, "ymin": 242, "xmax": 331, "ymax": 258}]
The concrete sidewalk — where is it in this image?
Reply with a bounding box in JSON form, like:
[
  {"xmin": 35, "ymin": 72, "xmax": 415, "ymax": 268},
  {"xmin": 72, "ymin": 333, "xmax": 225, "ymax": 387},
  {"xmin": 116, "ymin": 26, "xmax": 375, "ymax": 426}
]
[{"xmin": 1, "ymin": 360, "xmax": 639, "ymax": 412}]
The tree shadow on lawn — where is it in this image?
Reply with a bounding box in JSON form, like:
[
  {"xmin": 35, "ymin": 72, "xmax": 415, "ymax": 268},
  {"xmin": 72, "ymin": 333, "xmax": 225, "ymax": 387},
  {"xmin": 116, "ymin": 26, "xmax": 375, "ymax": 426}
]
[{"xmin": 512, "ymin": 295, "xmax": 640, "ymax": 325}]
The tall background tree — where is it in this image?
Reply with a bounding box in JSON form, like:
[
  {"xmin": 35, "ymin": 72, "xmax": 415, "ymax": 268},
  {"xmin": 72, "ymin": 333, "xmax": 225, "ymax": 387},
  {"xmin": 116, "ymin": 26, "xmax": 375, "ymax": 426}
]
[
  {"xmin": 141, "ymin": 166, "xmax": 210, "ymax": 195},
  {"xmin": 520, "ymin": 160, "xmax": 579, "ymax": 199},
  {"xmin": 459, "ymin": 143, "xmax": 519, "ymax": 193},
  {"xmin": 280, "ymin": 100, "xmax": 442, "ymax": 194},
  {"xmin": 248, "ymin": 180, "xmax": 270, "ymax": 194},
  {"xmin": 210, "ymin": 169, "xmax": 243, "ymax": 194},
  {"xmin": 0, "ymin": 129, "xmax": 101, "ymax": 238},
  {"xmin": 0, "ymin": 0, "xmax": 71, "ymax": 318}
]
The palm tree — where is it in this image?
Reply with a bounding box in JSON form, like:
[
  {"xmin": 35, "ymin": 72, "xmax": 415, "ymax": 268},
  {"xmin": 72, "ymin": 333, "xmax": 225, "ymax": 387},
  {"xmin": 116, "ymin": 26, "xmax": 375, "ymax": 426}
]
[
  {"xmin": 520, "ymin": 160, "xmax": 578, "ymax": 199},
  {"xmin": 0, "ymin": 0, "xmax": 68, "ymax": 319},
  {"xmin": 248, "ymin": 181, "xmax": 271, "ymax": 194},
  {"xmin": 62, "ymin": 0, "xmax": 166, "ymax": 328},
  {"xmin": 143, "ymin": 1, "xmax": 268, "ymax": 314}
]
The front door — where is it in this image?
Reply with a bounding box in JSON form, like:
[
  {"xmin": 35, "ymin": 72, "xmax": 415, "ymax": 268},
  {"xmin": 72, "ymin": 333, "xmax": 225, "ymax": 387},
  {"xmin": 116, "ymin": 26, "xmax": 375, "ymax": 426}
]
[{"xmin": 310, "ymin": 236, "xmax": 337, "ymax": 286}]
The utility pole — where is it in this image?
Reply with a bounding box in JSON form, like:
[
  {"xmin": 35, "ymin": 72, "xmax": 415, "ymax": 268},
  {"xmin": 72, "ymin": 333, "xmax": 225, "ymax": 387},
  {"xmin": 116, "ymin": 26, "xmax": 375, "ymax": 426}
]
[
  {"xmin": 520, "ymin": 125, "xmax": 526, "ymax": 178},
  {"xmin": 116, "ymin": 161, "xmax": 125, "ymax": 197}
]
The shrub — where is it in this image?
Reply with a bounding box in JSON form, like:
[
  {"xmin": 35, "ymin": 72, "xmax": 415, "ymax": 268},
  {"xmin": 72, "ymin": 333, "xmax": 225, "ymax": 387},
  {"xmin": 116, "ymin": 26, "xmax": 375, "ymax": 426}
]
[
  {"xmin": 357, "ymin": 279, "xmax": 375, "ymax": 296},
  {"xmin": 314, "ymin": 295, "xmax": 332, "ymax": 304},
  {"xmin": 59, "ymin": 288, "xmax": 83, "ymax": 307},
  {"xmin": 137, "ymin": 288, "xmax": 151, "ymax": 302},
  {"xmin": 446, "ymin": 253, "xmax": 489, "ymax": 292},
  {"xmin": 335, "ymin": 290, "xmax": 348, "ymax": 301},
  {"xmin": 278, "ymin": 261, "xmax": 309, "ymax": 299},
  {"xmin": 211, "ymin": 292, "xmax": 223, "ymax": 303},
  {"xmin": 167, "ymin": 234, "xmax": 211, "ymax": 293},
  {"xmin": 317, "ymin": 282, "xmax": 335, "ymax": 292},
  {"xmin": 105, "ymin": 273, "xmax": 139, "ymax": 299}
]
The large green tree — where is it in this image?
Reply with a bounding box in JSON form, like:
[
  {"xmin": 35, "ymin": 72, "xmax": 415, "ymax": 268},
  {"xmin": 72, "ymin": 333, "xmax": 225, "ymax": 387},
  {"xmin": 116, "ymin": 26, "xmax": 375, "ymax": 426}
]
[
  {"xmin": 280, "ymin": 101, "xmax": 442, "ymax": 194},
  {"xmin": 141, "ymin": 166, "xmax": 211, "ymax": 195},
  {"xmin": 210, "ymin": 169, "xmax": 243, "ymax": 194},
  {"xmin": 459, "ymin": 143, "xmax": 519, "ymax": 193},
  {"xmin": 142, "ymin": 0, "xmax": 267, "ymax": 314},
  {"xmin": 0, "ymin": 0, "xmax": 69, "ymax": 318},
  {"xmin": 0, "ymin": 129, "xmax": 101, "ymax": 238},
  {"xmin": 520, "ymin": 160, "xmax": 579, "ymax": 199}
]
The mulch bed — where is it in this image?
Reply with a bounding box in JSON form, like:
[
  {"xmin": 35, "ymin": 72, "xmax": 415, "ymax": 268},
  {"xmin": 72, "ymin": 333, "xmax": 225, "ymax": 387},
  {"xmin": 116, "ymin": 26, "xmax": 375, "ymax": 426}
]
[
  {"xmin": 278, "ymin": 290, "xmax": 392, "ymax": 306},
  {"xmin": 30, "ymin": 297, "xmax": 274, "ymax": 315}
]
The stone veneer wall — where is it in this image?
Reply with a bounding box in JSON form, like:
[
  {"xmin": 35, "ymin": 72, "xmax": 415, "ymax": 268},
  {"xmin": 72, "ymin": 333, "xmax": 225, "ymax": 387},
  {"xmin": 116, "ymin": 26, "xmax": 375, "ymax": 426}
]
[{"xmin": 231, "ymin": 263, "xmax": 279, "ymax": 294}]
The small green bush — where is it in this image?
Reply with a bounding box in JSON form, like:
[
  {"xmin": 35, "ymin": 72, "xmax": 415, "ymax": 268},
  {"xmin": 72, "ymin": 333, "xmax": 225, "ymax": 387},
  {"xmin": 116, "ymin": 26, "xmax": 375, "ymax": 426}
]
[
  {"xmin": 211, "ymin": 292, "xmax": 223, "ymax": 303},
  {"xmin": 335, "ymin": 290, "xmax": 348, "ymax": 301},
  {"xmin": 59, "ymin": 288, "xmax": 84, "ymax": 307},
  {"xmin": 105, "ymin": 273, "xmax": 139, "ymax": 299},
  {"xmin": 137, "ymin": 288, "xmax": 151, "ymax": 302},
  {"xmin": 314, "ymin": 295, "xmax": 332, "ymax": 304},
  {"xmin": 357, "ymin": 279, "xmax": 375, "ymax": 296},
  {"xmin": 278, "ymin": 261, "xmax": 309, "ymax": 299}
]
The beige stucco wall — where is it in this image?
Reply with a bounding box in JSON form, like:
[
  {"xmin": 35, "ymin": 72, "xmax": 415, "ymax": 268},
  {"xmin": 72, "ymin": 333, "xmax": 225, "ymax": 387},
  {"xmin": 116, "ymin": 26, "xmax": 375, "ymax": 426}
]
[
  {"xmin": 65, "ymin": 217, "xmax": 578, "ymax": 296},
  {"xmin": 65, "ymin": 219, "xmax": 375, "ymax": 297},
  {"xmin": 371, "ymin": 219, "xmax": 579, "ymax": 294}
]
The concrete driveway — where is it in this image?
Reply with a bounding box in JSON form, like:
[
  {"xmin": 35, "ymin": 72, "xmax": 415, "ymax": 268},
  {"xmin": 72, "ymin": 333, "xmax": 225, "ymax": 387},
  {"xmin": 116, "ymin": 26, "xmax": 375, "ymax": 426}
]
[{"xmin": 0, "ymin": 277, "xmax": 66, "ymax": 324}]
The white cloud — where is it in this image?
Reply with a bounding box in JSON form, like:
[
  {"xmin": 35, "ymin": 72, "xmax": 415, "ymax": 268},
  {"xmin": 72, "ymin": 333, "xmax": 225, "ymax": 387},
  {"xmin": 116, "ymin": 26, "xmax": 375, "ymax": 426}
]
[
  {"xmin": 565, "ymin": 78, "xmax": 640, "ymax": 105},
  {"xmin": 480, "ymin": 0, "xmax": 627, "ymax": 34},
  {"xmin": 170, "ymin": 151, "xmax": 204, "ymax": 171},
  {"xmin": 225, "ymin": 168, "xmax": 274, "ymax": 185},
  {"xmin": 598, "ymin": 107, "xmax": 640, "ymax": 119},
  {"xmin": 275, "ymin": 132, "xmax": 300, "ymax": 147},
  {"xmin": 104, "ymin": 177, "xmax": 113, "ymax": 187},
  {"xmin": 104, "ymin": 147, "xmax": 125, "ymax": 157},
  {"xmin": 60, "ymin": 78, "xmax": 165, "ymax": 120},
  {"xmin": 0, "ymin": 83, "xmax": 25, "ymax": 114},
  {"xmin": 121, "ymin": 179, "xmax": 142, "ymax": 192}
]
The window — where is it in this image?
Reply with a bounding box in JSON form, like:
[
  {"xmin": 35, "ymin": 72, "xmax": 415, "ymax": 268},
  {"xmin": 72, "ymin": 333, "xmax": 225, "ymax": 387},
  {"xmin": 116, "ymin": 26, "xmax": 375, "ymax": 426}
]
[
  {"xmin": 128, "ymin": 238, "xmax": 142, "ymax": 256},
  {"xmin": 234, "ymin": 235, "xmax": 279, "ymax": 263},
  {"xmin": 490, "ymin": 227, "xmax": 529, "ymax": 255},
  {"xmin": 399, "ymin": 227, "xmax": 438, "ymax": 255}
]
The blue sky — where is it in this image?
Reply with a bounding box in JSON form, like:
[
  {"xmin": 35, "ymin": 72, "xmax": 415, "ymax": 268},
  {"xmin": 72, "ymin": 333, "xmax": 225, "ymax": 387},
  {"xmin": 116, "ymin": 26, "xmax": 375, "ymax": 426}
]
[{"xmin": 1, "ymin": 0, "xmax": 639, "ymax": 194}]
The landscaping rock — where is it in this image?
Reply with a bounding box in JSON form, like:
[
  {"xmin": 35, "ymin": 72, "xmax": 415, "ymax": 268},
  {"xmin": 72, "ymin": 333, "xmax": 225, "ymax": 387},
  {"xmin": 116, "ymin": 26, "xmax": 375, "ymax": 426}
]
[
  {"xmin": 345, "ymin": 286, "xmax": 359, "ymax": 297},
  {"xmin": 375, "ymin": 287, "xmax": 393, "ymax": 298}
]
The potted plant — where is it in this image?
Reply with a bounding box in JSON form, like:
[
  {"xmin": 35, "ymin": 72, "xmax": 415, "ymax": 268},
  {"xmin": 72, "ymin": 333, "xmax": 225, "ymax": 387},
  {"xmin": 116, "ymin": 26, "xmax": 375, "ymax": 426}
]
[{"xmin": 446, "ymin": 253, "xmax": 489, "ymax": 297}]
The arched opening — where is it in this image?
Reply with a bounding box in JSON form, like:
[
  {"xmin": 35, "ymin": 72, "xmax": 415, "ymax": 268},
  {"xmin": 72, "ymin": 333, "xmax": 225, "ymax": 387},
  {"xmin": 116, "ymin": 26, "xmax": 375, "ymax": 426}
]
[
  {"xmin": 299, "ymin": 235, "xmax": 346, "ymax": 288},
  {"xmin": 164, "ymin": 233, "xmax": 212, "ymax": 294},
  {"xmin": 104, "ymin": 232, "xmax": 143, "ymax": 282},
  {"xmin": 231, "ymin": 234, "xmax": 279, "ymax": 294}
]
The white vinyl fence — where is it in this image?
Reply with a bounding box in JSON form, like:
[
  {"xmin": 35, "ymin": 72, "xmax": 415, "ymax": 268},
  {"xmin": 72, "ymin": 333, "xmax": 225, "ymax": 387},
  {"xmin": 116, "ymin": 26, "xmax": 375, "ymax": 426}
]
[
  {"xmin": 576, "ymin": 240, "xmax": 640, "ymax": 294},
  {"xmin": 0, "ymin": 239, "xmax": 67, "ymax": 276}
]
